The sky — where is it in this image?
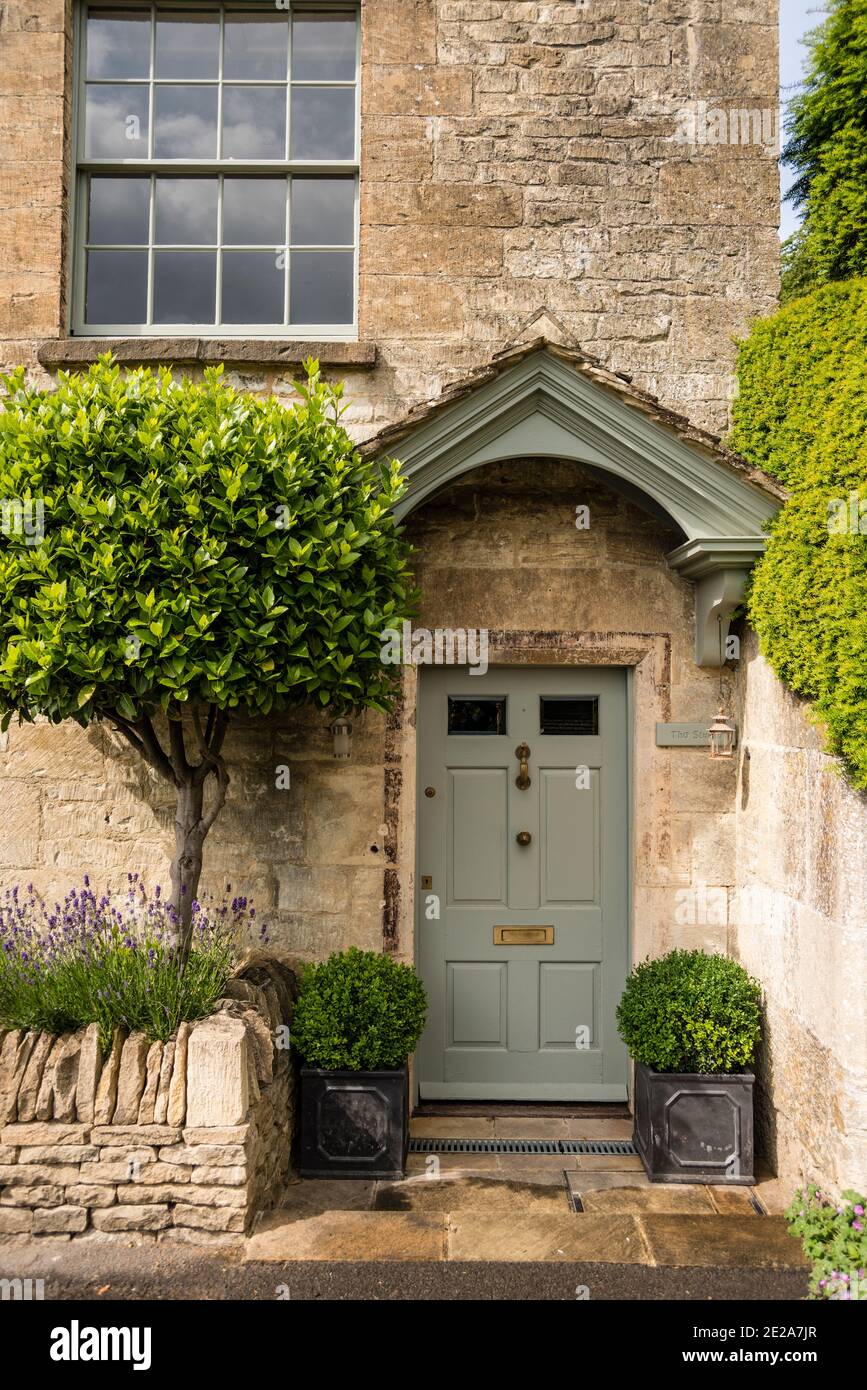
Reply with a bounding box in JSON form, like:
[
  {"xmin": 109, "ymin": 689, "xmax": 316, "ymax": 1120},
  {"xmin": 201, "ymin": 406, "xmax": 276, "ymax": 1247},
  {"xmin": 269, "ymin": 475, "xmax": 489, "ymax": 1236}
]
[{"xmin": 779, "ymin": 0, "xmax": 828, "ymax": 239}]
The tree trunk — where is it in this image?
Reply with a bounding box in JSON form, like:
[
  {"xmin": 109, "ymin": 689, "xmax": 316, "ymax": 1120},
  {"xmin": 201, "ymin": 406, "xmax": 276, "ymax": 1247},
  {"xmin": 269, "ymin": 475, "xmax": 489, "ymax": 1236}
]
[
  {"xmin": 107, "ymin": 706, "xmax": 231, "ymax": 970},
  {"xmin": 170, "ymin": 778, "xmax": 207, "ymax": 963}
]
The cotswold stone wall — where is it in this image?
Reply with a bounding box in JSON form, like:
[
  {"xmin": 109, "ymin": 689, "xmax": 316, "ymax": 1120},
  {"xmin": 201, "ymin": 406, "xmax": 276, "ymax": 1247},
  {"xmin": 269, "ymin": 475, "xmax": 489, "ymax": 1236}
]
[
  {"xmin": 0, "ymin": 0, "xmax": 779, "ymax": 436},
  {"xmin": 0, "ymin": 458, "xmax": 737, "ymax": 965},
  {"xmin": 731, "ymin": 634, "xmax": 867, "ymax": 1197},
  {"xmin": 0, "ymin": 958, "xmax": 296, "ymax": 1244}
]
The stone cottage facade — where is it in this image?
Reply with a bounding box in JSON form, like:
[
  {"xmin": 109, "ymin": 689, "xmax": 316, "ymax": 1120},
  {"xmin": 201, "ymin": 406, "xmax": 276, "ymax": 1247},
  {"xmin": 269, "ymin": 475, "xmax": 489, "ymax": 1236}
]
[{"xmin": 0, "ymin": 2, "xmax": 864, "ymax": 1193}]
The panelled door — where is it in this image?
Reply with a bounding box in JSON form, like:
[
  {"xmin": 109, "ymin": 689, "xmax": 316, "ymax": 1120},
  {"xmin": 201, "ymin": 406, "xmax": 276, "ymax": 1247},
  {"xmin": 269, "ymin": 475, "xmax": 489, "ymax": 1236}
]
[{"xmin": 416, "ymin": 667, "xmax": 629, "ymax": 1100}]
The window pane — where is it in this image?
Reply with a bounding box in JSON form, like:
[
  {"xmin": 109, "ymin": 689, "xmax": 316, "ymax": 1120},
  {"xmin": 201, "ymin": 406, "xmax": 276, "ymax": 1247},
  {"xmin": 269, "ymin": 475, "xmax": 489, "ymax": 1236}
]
[
  {"xmin": 290, "ymin": 87, "xmax": 355, "ymax": 160},
  {"xmin": 224, "ymin": 14, "xmax": 288, "ymax": 81},
  {"xmin": 290, "ymin": 250, "xmax": 353, "ymax": 324},
  {"xmin": 154, "ymin": 12, "xmax": 219, "ymax": 79},
  {"xmin": 291, "ymin": 14, "xmax": 356, "ymax": 81},
  {"xmin": 222, "ymin": 87, "xmax": 286, "ymax": 160},
  {"xmin": 86, "ymin": 9, "xmax": 151, "ymax": 79},
  {"xmin": 85, "ymin": 84, "xmax": 149, "ymax": 158},
  {"xmin": 153, "ymin": 251, "xmax": 216, "ymax": 323},
  {"xmin": 448, "ymin": 698, "xmax": 507, "ymax": 736},
  {"xmin": 223, "ymin": 179, "xmax": 286, "ymax": 245},
  {"xmin": 539, "ymin": 697, "xmax": 599, "ymax": 736},
  {"xmin": 155, "ymin": 178, "xmax": 217, "ymax": 245},
  {"xmin": 291, "ymin": 178, "xmax": 354, "ymax": 246},
  {"xmin": 154, "ymin": 86, "xmax": 218, "ymax": 159},
  {"xmin": 88, "ymin": 177, "xmax": 150, "ymax": 244},
  {"xmin": 86, "ymin": 249, "xmax": 147, "ymax": 323},
  {"xmin": 221, "ymin": 251, "xmax": 284, "ymax": 324}
]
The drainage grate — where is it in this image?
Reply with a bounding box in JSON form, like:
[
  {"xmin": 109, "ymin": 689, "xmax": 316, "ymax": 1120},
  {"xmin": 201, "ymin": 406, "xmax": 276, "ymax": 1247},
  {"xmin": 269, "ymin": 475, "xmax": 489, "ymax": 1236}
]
[
  {"xmin": 560, "ymin": 1139, "xmax": 635, "ymax": 1156},
  {"xmin": 408, "ymin": 1137, "xmax": 636, "ymax": 1156}
]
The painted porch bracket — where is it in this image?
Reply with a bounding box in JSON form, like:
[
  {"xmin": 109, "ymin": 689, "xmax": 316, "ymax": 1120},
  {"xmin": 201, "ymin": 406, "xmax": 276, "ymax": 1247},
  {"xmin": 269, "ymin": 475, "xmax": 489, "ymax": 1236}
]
[
  {"xmin": 665, "ymin": 539, "xmax": 766, "ymax": 667},
  {"xmin": 373, "ymin": 346, "xmax": 781, "ymax": 669}
]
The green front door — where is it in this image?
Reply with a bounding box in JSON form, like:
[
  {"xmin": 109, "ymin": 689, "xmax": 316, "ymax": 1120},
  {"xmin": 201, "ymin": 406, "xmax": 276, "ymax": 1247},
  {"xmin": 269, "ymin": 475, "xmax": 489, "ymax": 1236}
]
[{"xmin": 416, "ymin": 667, "xmax": 629, "ymax": 1100}]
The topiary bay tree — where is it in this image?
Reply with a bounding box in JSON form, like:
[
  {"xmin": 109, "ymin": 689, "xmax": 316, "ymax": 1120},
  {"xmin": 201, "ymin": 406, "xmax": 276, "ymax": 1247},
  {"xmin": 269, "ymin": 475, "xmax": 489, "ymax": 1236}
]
[{"xmin": 0, "ymin": 356, "xmax": 413, "ymax": 960}]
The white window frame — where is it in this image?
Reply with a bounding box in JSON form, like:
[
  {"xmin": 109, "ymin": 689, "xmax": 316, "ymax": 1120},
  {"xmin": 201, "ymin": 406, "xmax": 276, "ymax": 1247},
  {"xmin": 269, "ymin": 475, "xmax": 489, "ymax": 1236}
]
[{"xmin": 70, "ymin": 0, "xmax": 361, "ymax": 339}]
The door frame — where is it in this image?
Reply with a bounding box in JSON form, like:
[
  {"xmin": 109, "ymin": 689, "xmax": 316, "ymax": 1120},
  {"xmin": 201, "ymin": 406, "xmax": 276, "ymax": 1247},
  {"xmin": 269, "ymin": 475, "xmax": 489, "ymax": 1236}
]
[{"xmin": 394, "ymin": 628, "xmax": 672, "ymax": 1108}]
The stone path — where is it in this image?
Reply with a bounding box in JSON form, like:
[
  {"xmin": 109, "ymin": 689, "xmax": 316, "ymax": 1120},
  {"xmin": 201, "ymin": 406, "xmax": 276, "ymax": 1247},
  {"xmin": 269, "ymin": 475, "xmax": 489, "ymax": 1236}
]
[{"xmin": 243, "ymin": 1116, "xmax": 806, "ymax": 1272}]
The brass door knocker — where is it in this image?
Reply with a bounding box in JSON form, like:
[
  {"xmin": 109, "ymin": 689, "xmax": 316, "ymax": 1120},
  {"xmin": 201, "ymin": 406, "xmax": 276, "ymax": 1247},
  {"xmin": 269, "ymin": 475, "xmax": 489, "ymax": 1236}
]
[{"xmin": 515, "ymin": 743, "xmax": 531, "ymax": 790}]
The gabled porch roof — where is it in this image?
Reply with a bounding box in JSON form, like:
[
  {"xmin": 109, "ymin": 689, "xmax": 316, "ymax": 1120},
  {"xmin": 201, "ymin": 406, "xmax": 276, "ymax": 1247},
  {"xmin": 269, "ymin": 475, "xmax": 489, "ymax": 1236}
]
[{"xmin": 361, "ymin": 338, "xmax": 785, "ymax": 668}]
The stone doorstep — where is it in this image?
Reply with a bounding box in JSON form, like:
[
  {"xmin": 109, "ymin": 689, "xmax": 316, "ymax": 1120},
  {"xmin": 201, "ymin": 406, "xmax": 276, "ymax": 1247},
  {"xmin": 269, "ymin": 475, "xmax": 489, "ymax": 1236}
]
[
  {"xmin": 235, "ymin": 1166, "xmax": 809, "ymax": 1267},
  {"xmin": 240, "ymin": 1206, "xmax": 805, "ymax": 1266}
]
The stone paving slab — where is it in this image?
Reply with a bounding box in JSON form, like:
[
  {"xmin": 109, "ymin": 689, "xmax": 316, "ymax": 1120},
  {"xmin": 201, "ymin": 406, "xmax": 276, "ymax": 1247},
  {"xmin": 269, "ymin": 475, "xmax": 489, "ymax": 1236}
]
[
  {"xmin": 410, "ymin": 1117, "xmax": 495, "ymax": 1138},
  {"xmin": 639, "ymin": 1216, "xmax": 808, "ymax": 1269},
  {"xmin": 566, "ymin": 1172, "xmax": 714, "ymax": 1215},
  {"xmin": 564, "ymin": 1171, "xmax": 650, "ymax": 1192},
  {"xmin": 245, "ymin": 1210, "xmax": 445, "ymax": 1262},
  {"xmin": 568, "ymin": 1154, "xmax": 644, "ymax": 1171},
  {"xmin": 280, "ymin": 1178, "xmax": 376, "ymax": 1215},
  {"xmin": 373, "ymin": 1173, "xmax": 568, "ymax": 1216},
  {"xmin": 706, "ymin": 1186, "xmax": 762, "ymax": 1216},
  {"xmin": 448, "ymin": 1210, "xmax": 649, "ymax": 1263}
]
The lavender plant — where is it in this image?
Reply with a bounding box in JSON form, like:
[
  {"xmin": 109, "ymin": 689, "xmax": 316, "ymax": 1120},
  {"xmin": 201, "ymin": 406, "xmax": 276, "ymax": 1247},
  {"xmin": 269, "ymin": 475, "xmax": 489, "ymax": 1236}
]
[{"xmin": 0, "ymin": 876, "xmax": 267, "ymax": 1050}]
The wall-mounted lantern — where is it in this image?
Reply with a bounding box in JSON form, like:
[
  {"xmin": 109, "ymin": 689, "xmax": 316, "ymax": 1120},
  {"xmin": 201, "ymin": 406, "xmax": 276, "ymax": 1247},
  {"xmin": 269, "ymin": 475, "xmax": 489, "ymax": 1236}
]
[
  {"xmin": 330, "ymin": 717, "xmax": 353, "ymax": 760},
  {"xmin": 707, "ymin": 707, "xmax": 737, "ymax": 760}
]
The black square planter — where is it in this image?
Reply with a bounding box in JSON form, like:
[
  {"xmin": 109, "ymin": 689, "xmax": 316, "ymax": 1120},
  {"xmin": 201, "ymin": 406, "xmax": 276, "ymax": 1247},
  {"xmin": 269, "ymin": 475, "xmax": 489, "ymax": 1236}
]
[
  {"xmin": 300, "ymin": 1065, "xmax": 409, "ymax": 1179},
  {"xmin": 633, "ymin": 1060, "xmax": 755, "ymax": 1184}
]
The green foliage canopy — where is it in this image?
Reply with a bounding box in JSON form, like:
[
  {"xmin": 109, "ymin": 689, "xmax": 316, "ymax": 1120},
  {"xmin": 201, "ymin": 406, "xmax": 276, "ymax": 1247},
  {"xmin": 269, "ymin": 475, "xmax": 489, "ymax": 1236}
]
[
  {"xmin": 292, "ymin": 947, "xmax": 428, "ymax": 1071},
  {"xmin": 782, "ymin": 0, "xmax": 867, "ymax": 300},
  {"xmin": 616, "ymin": 949, "xmax": 762, "ymax": 1075},
  {"xmin": 0, "ymin": 356, "xmax": 413, "ymax": 730},
  {"xmin": 731, "ymin": 280, "xmax": 867, "ymax": 788}
]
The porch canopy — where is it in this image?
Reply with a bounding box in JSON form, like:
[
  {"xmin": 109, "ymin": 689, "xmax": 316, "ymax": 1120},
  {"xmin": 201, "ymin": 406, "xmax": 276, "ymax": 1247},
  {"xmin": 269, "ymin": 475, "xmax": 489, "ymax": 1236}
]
[{"xmin": 361, "ymin": 338, "xmax": 784, "ymax": 667}]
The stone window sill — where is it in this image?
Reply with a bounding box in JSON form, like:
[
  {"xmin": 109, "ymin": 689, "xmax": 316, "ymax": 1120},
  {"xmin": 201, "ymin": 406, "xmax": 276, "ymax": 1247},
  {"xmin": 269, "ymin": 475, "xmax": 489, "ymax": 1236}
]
[{"xmin": 37, "ymin": 338, "xmax": 377, "ymax": 370}]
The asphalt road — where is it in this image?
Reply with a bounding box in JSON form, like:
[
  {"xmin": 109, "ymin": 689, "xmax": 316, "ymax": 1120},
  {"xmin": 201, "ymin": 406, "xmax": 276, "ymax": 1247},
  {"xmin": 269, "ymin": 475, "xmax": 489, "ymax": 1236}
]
[{"xmin": 1, "ymin": 1242, "xmax": 809, "ymax": 1301}]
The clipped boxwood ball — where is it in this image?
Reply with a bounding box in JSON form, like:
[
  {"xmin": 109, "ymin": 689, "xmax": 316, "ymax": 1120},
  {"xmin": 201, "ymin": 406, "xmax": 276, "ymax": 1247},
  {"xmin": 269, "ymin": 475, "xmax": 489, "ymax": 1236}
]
[
  {"xmin": 292, "ymin": 946, "xmax": 428, "ymax": 1071},
  {"xmin": 616, "ymin": 949, "xmax": 762, "ymax": 1075}
]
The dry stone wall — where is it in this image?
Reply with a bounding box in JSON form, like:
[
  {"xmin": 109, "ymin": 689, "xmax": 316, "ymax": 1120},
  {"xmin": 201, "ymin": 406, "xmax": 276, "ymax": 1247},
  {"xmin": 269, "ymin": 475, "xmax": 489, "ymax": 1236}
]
[{"xmin": 0, "ymin": 957, "xmax": 297, "ymax": 1244}]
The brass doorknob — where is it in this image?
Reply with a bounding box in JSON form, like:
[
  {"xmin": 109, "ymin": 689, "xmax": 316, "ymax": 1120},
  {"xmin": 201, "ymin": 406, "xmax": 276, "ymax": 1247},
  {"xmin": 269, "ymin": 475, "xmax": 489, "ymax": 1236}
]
[{"xmin": 516, "ymin": 831, "xmax": 532, "ymax": 847}]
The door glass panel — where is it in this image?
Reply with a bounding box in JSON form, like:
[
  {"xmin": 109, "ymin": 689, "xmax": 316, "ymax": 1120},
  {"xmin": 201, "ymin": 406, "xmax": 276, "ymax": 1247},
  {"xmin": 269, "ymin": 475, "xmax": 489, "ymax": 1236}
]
[
  {"xmin": 539, "ymin": 696, "xmax": 599, "ymax": 735},
  {"xmin": 447, "ymin": 697, "xmax": 507, "ymax": 736}
]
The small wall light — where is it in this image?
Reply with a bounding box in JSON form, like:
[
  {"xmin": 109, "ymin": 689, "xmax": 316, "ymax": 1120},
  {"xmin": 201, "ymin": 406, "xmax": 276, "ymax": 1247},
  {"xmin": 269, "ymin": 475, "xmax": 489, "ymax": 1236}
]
[
  {"xmin": 708, "ymin": 707, "xmax": 737, "ymax": 760},
  {"xmin": 330, "ymin": 717, "xmax": 353, "ymax": 760}
]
